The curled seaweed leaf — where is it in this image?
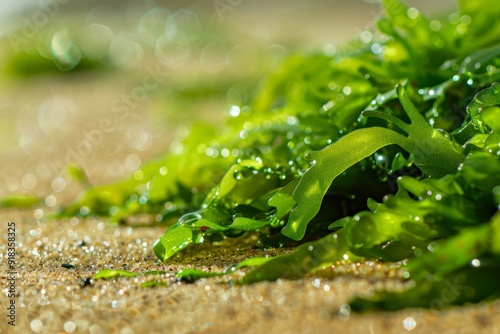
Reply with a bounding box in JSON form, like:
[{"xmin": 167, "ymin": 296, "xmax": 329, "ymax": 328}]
[
  {"xmin": 279, "ymin": 85, "xmax": 465, "ymax": 240},
  {"xmin": 466, "ymin": 83, "xmax": 500, "ymax": 132}
]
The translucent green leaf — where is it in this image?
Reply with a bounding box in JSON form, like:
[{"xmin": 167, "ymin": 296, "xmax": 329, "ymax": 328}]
[
  {"xmin": 94, "ymin": 269, "xmax": 138, "ymax": 280},
  {"xmin": 0, "ymin": 195, "xmax": 40, "ymax": 208},
  {"xmin": 153, "ymin": 224, "xmax": 193, "ymax": 261},
  {"xmin": 240, "ymin": 232, "xmax": 349, "ymax": 284},
  {"xmin": 66, "ymin": 163, "xmax": 90, "ymax": 188},
  {"xmin": 490, "ymin": 212, "xmax": 500, "ymax": 255},
  {"xmin": 407, "ymin": 224, "xmax": 490, "ymax": 279}
]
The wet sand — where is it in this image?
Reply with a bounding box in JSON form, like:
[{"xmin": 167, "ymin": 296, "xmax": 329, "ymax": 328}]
[
  {"xmin": 1, "ymin": 209, "xmax": 499, "ymax": 334},
  {"xmin": 2, "ymin": 1, "xmax": 498, "ymax": 333}
]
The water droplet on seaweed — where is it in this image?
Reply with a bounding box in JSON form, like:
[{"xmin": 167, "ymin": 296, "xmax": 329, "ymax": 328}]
[
  {"xmin": 233, "ymin": 169, "xmax": 242, "ymax": 180},
  {"xmin": 436, "ymin": 128, "xmax": 452, "ymax": 139},
  {"xmin": 193, "ymin": 233, "xmax": 204, "ymax": 245},
  {"xmin": 178, "ymin": 212, "xmax": 202, "ymax": 226}
]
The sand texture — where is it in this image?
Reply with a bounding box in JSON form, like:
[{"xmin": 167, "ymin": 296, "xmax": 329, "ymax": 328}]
[{"xmin": 1, "ymin": 209, "xmax": 499, "ymax": 334}]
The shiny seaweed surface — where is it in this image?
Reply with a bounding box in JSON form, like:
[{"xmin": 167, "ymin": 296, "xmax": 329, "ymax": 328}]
[{"xmin": 63, "ymin": 0, "xmax": 500, "ymax": 310}]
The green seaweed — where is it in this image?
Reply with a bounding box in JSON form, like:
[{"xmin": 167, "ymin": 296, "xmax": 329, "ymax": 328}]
[
  {"xmin": 176, "ymin": 256, "xmax": 273, "ymax": 282},
  {"xmin": 0, "ymin": 194, "xmax": 41, "ymax": 208},
  {"xmin": 54, "ymin": 0, "xmax": 500, "ymax": 311},
  {"xmin": 93, "ymin": 269, "xmax": 138, "ymax": 280},
  {"xmin": 279, "ymin": 84, "xmax": 465, "ymax": 241}
]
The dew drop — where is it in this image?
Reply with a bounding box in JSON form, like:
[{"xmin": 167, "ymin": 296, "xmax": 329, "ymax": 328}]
[
  {"xmin": 64, "ymin": 321, "xmax": 76, "ymax": 333},
  {"xmin": 402, "ymin": 316, "xmax": 417, "ymax": 331},
  {"xmin": 45, "ymin": 195, "xmax": 57, "ymax": 207},
  {"xmin": 359, "ymin": 31, "xmax": 372, "ymax": 44},
  {"xmin": 338, "ymin": 304, "xmax": 351, "ymax": 321},
  {"xmin": 430, "ymin": 20, "xmax": 442, "ymax": 31},
  {"xmin": 378, "ymin": 175, "xmax": 387, "ymax": 182},
  {"xmin": 321, "ymin": 100, "xmax": 334, "ymax": 114},
  {"xmin": 133, "ymin": 170, "xmax": 144, "ymax": 180},
  {"xmin": 51, "ymin": 177, "xmax": 67, "ymax": 192},
  {"xmin": 22, "ymin": 174, "xmax": 38, "ymax": 190},
  {"xmin": 232, "ymin": 168, "xmax": 243, "ymax": 180},
  {"xmin": 407, "ymin": 7, "xmax": 419, "ymax": 19},
  {"xmin": 371, "ymin": 43, "xmax": 381, "ymax": 54},
  {"xmin": 427, "ymin": 241, "xmax": 439, "ymax": 252},
  {"xmin": 436, "ymin": 128, "xmax": 451, "ymax": 139},
  {"xmin": 460, "ymin": 15, "xmax": 471, "ymax": 25},
  {"xmin": 194, "ymin": 233, "xmax": 204, "ymax": 244},
  {"xmin": 471, "ymin": 258, "xmax": 481, "ymax": 267},
  {"xmin": 31, "ymin": 319, "xmax": 43, "ymax": 332},
  {"xmin": 229, "ymin": 105, "xmax": 240, "ymax": 117},
  {"xmin": 34, "ymin": 209, "xmax": 44, "ymax": 220},
  {"xmin": 178, "ymin": 212, "xmax": 202, "ymax": 226}
]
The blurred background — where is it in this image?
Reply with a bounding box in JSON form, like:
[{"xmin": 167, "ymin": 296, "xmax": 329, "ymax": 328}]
[{"xmin": 0, "ymin": 0, "xmax": 455, "ymax": 207}]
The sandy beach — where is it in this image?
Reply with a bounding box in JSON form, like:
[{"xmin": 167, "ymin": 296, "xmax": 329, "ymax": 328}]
[
  {"xmin": 2, "ymin": 1, "xmax": 499, "ymax": 333},
  {"xmin": 1, "ymin": 208, "xmax": 500, "ymax": 333}
]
